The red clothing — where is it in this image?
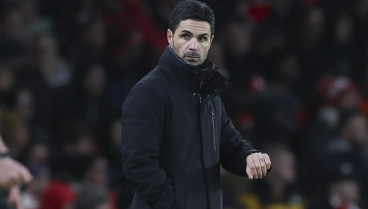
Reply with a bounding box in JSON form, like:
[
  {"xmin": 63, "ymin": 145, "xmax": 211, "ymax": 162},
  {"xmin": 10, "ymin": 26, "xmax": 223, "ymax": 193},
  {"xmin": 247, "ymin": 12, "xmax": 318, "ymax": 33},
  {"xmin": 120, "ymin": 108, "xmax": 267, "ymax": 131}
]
[{"xmin": 40, "ymin": 181, "xmax": 76, "ymax": 209}]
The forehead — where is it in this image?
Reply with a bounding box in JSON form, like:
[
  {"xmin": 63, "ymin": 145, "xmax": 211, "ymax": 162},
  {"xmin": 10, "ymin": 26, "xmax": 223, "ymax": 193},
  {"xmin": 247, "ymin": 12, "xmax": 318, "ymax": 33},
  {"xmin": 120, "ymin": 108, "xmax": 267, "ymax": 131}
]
[{"xmin": 175, "ymin": 19, "xmax": 211, "ymax": 35}]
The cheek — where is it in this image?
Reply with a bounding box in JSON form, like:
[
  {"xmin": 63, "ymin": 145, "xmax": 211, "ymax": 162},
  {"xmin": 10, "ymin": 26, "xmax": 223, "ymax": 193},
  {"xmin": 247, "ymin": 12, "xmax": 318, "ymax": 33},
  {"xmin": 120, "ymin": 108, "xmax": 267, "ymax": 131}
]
[
  {"xmin": 200, "ymin": 44, "xmax": 211, "ymax": 56},
  {"xmin": 173, "ymin": 41, "xmax": 186, "ymax": 55},
  {"xmin": 202, "ymin": 42, "xmax": 212, "ymax": 51}
]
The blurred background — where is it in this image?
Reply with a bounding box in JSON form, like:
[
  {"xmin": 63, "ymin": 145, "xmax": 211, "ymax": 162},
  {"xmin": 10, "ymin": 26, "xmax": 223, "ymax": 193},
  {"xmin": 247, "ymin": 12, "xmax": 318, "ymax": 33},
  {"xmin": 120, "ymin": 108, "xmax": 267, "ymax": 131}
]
[{"xmin": 1, "ymin": 0, "xmax": 368, "ymax": 208}]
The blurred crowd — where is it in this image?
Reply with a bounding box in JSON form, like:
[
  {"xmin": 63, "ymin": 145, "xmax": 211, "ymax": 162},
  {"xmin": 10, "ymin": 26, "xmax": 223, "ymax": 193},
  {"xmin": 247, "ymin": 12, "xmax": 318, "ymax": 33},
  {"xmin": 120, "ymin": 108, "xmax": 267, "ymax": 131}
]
[{"xmin": 1, "ymin": 0, "xmax": 368, "ymax": 208}]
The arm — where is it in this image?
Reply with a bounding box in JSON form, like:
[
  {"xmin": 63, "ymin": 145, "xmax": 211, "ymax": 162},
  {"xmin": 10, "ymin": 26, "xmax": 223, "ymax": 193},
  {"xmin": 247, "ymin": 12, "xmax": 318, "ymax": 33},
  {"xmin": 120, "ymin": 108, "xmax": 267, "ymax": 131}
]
[
  {"xmin": 0, "ymin": 135, "xmax": 32, "ymax": 190},
  {"xmin": 121, "ymin": 84, "xmax": 175, "ymax": 209},
  {"xmin": 219, "ymin": 102, "xmax": 271, "ymax": 179},
  {"xmin": 0, "ymin": 135, "xmax": 32, "ymax": 209}
]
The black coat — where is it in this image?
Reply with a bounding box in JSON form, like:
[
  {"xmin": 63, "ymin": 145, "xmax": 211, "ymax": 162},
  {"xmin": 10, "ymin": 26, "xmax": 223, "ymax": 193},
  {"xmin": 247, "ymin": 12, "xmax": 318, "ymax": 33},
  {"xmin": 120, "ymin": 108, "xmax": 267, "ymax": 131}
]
[{"xmin": 121, "ymin": 46, "xmax": 258, "ymax": 209}]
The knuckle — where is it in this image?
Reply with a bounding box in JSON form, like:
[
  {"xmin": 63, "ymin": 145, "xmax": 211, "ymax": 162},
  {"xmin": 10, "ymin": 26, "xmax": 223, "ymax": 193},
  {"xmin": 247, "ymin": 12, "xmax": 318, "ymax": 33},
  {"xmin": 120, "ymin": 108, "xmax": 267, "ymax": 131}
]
[{"xmin": 248, "ymin": 164, "xmax": 256, "ymax": 169}]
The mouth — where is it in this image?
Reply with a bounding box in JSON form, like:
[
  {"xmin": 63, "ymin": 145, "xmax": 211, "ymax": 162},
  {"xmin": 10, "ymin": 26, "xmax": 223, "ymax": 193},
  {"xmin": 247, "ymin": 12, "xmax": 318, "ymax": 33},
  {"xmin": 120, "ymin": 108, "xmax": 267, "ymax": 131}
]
[
  {"xmin": 184, "ymin": 51, "xmax": 200, "ymax": 59},
  {"xmin": 184, "ymin": 57, "xmax": 199, "ymax": 64},
  {"xmin": 183, "ymin": 51, "xmax": 201, "ymax": 64}
]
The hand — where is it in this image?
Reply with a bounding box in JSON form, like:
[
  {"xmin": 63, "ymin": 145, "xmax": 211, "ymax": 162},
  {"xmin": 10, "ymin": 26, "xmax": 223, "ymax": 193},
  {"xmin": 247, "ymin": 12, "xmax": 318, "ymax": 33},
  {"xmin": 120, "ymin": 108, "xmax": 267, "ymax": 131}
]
[
  {"xmin": 246, "ymin": 152, "xmax": 271, "ymax": 180},
  {"xmin": 0, "ymin": 158, "xmax": 32, "ymax": 190}
]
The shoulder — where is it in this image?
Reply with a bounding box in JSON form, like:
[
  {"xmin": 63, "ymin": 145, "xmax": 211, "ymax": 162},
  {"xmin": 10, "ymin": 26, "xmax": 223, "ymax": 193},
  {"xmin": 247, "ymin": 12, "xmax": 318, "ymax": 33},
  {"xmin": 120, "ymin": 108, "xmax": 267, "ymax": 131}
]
[
  {"xmin": 136, "ymin": 67, "xmax": 170, "ymax": 91},
  {"xmin": 133, "ymin": 67, "xmax": 168, "ymax": 93},
  {"xmin": 123, "ymin": 67, "xmax": 168, "ymax": 108}
]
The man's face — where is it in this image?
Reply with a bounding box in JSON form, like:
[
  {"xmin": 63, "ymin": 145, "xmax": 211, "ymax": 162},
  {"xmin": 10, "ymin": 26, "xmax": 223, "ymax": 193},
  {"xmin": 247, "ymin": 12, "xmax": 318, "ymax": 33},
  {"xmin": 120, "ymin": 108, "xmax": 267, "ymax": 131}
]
[{"xmin": 167, "ymin": 19, "xmax": 213, "ymax": 66}]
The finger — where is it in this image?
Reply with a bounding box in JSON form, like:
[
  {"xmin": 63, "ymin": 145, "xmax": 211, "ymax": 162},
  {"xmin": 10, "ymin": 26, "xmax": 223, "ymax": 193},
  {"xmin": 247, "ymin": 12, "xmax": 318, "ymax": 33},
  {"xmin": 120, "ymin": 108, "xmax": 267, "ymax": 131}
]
[
  {"xmin": 252, "ymin": 154, "xmax": 262, "ymax": 179},
  {"xmin": 3, "ymin": 178, "xmax": 18, "ymax": 191},
  {"xmin": 10, "ymin": 169, "xmax": 25, "ymax": 186},
  {"xmin": 18, "ymin": 165, "xmax": 32, "ymax": 184},
  {"xmin": 8, "ymin": 186, "xmax": 18, "ymax": 203},
  {"xmin": 1, "ymin": 170, "xmax": 20, "ymax": 190},
  {"xmin": 16, "ymin": 198, "xmax": 24, "ymax": 209},
  {"xmin": 246, "ymin": 155, "xmax": 257, "ymax": 179},
  {"xmin": 263, "ymin": 154, "xmax": 272, "ymax": 170},
  {"xmin": 11, "ymin": 160, "xmax": 32, "ymax": 184},
  {"xmin": 258, "ymin": 153, "xmax": 267, "ymax": 177},
  {"xmin": 8, "ymin": 186, "xmax": 23, "ymax": 209},
  {"xmin": 8, "ymin": 160, "xmax": 32, "ymax": 185},
  {"xmin": 246, "ymin": 166, "xmax": 253, "ymax": 180}
]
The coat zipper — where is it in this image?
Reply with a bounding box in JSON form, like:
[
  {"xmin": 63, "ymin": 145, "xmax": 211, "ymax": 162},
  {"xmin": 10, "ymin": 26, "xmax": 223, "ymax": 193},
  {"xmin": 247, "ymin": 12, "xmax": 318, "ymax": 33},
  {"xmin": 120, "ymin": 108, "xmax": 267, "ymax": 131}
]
[{"xmin": 210, "ymin": 105, "xmax": 216, "ymax": 152}]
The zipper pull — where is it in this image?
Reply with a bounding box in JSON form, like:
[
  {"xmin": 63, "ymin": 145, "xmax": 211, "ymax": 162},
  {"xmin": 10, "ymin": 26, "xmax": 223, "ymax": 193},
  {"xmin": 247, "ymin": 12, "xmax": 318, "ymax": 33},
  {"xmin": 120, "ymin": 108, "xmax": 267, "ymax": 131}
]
[
  {"xmin": 193, "ymin": 92, "xmax": 202, "ymax": 104},
  {"xmin": 209, "ymin": 104, "xmax": 215, "ymax": 116}
]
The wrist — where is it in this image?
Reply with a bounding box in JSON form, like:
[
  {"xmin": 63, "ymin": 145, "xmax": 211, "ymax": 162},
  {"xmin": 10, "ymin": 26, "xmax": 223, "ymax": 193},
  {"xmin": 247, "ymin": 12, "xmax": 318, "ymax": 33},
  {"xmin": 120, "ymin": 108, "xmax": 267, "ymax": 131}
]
[{"xmin": 0, "ymin": 149, "xmax": 10, "ymax": 159}]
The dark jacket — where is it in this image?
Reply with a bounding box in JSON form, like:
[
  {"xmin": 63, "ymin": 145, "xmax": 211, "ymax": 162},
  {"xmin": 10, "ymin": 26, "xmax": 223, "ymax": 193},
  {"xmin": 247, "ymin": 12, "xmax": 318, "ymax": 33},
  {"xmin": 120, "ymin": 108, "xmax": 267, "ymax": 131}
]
[{"xmin": 121, "ymin": 46, "xmax": 258, "ymax": 209}]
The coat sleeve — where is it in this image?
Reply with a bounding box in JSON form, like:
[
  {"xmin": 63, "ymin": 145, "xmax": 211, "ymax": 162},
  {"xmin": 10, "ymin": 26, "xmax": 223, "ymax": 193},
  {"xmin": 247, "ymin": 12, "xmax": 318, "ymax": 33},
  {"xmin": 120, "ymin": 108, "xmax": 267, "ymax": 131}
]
[
  {"xmin": 121, "ymin": 83, "xmax": 175, "ymax": 209},
  {"xmin": 219, "ymin": 101, "xmax": 259, "ymax": 176}
]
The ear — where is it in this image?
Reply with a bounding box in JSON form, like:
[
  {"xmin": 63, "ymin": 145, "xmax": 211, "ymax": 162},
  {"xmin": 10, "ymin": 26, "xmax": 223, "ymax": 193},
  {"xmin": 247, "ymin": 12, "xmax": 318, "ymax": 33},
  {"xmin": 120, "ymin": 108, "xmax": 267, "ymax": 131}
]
[
  {"xmin": 167, "ymin": 29, "xmax": 173, "ymax": 46},
  {"xmin": 209, "ymin": 35, "xmax": 214, "ymax": 47}
]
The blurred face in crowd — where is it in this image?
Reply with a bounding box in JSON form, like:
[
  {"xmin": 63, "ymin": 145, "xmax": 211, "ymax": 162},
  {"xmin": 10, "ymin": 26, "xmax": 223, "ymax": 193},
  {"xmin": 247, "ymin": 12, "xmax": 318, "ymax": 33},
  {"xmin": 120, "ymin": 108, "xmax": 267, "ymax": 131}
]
[
  {"xmin": 342, "ymin": 114, "xmax": 368, "ymax": 144},
  {"xmin": 85, "ymin": 157, "xmax": 109, "ymax": 187},
  {"xmin": 225, "ymin": 22, "xmax": 251, "ymax": 56},
  {"xmin": 167, "ymin": 19, "xmax": 213, "ymax": 66},
  {"xmin": 2, "ymin": 10, "xmax": 24, "ymax": 40},
  {"xmin": 35, "ymin": 35, "xmax": 57, "ymax": 62},
  {"xmin": 335, "ymin": 14, "xmax": 353, "ymax": 44},
  {"xmin": 83, "ymin": 64, "xmax": 106, "ymax": 97},
  {"xmin": 339, "ymin": 90, "xmax": 360, "ymax": 110},
  {"xmin": 0, "ymin": 66, "xmax": 14, "ymax": 91},
  {"xmin": 268, "ymin": 146, "xmax": 296, "ymax": 186},
  {"xmin": 330, "ymin": 179, "xmax": 360, "ymax": 205},
  {"xmin": 82, "ymin": 18, "xmax": 106, "ymax": 47},
  {"xmin": 273, "ymin": 149, "xmax": 296, "ymax": 184}
]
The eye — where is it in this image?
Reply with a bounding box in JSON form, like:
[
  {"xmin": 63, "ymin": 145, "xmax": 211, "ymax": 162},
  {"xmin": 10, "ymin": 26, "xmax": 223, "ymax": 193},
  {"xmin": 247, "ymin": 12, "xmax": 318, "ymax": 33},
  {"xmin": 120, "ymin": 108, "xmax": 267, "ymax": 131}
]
[
  {"xmin": 198, "ymin": 36, "xmax": 208, "ymax": 42},
  {"xmin": 181, "ymin": 34, "xmax": 191, "ymax": 39}
]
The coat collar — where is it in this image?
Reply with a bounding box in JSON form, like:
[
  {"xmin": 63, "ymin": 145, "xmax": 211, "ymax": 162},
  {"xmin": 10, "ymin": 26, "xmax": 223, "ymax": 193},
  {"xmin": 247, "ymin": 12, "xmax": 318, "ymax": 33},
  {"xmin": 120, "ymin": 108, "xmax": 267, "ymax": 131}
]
[{"xmin": 158, "ymin": 46, "xmax": 229, "ymax": 96}]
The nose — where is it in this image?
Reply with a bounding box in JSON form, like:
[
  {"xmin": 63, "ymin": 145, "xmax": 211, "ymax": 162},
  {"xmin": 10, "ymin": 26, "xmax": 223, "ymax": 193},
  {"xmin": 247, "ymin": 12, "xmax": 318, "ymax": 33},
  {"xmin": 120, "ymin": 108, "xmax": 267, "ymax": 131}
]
[{"xmin": 188, "ymin": 39, "xmax": 199, "ymax": 51}]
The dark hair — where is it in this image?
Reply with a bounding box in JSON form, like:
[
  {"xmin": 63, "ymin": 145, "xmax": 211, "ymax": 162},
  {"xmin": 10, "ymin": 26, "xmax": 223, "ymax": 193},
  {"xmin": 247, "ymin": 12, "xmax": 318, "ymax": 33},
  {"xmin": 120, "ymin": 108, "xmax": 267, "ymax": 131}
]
[{"xmin": 169, "ymin": 0, "xmax": 215, "ymax": 35}]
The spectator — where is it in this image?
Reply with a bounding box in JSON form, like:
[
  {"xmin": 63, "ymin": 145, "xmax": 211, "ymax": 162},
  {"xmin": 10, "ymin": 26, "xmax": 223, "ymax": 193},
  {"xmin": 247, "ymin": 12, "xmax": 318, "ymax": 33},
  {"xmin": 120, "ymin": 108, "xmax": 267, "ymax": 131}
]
[
  {"xmin": 39, "ymin": 181, "xmax": 76, "ymax": 209},
  {"xmin": 309, "ymin": 173, "xmax": 365, "ymax": 209},
  {"xmin": 0, "ymin": 64, "xmax": 17, "ymax": 109},
  {"xmin": 306, "ymin": 110, "xmax": 368, "ymax": 205},
  {"xmin": 78, "ymin": 156, "xmax": 118, "ymax": 209},
  {"xmin": 76, "ymin": 183, "xmax": 109, "ymax": 209},
  {"xmin": 0, "ymin": 8, "xmax": 27, "ymax": 69}
]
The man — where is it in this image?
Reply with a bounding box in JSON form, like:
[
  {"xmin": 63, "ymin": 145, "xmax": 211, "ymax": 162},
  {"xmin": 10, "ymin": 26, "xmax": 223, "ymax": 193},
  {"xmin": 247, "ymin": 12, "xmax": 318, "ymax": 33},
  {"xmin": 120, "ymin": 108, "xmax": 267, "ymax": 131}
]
[
  {"xmin": 121, "ymin": 1, "xmax": 271, "ymax": 209},
  {"xmin": 0, "ymin": 135, "xmax": 32, "ymax": 209}
]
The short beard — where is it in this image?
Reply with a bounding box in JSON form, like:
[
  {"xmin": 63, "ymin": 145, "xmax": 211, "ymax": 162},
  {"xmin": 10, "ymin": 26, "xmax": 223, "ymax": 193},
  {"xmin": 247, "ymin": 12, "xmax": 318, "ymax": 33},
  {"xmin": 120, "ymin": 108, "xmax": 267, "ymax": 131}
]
[{"xmin": 171, "ymin": 41, "xmax": 201, "ymax": 65}]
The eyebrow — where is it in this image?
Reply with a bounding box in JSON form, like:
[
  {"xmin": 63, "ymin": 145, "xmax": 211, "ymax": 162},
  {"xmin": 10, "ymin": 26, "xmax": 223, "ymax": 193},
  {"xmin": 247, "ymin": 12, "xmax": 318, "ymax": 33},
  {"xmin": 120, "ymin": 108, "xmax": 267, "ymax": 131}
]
[
  {"xmin": 180, "ymin": 30, "xmax": 209, "ymax": 37},
  {"xmin": 180, "ymin": 30, "xmax": 193, "ymax": 35}
]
